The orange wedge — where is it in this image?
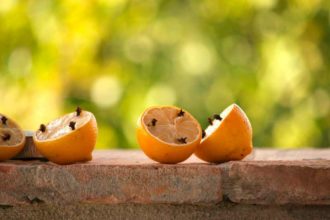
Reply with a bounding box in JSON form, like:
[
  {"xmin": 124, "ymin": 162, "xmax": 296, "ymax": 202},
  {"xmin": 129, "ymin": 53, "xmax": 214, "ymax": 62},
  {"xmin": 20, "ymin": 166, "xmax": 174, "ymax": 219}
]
[
  {"xmin": 136, "ymin": 106, "xmax": 202, "ymax": 164},
  {"xmin": 195, "ymin": 104, "xmax": 253, "ymax": 163},
  {"xmin": 33, "ymin": 107, "xmax": 98, "ymax": 165},
  {"xmin": 0, "ymin": 114, "xmax": 26, "ymax": 161}
]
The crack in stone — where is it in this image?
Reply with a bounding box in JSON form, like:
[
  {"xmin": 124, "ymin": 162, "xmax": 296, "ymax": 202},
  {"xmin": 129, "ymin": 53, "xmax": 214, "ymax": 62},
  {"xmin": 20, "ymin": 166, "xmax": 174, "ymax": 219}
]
[
  {"xmin": 0, "ymin": 204, "xmax": 13, "ymax": 209},
  {"xmin": 25, "ymin": 196, "xmax": 45, "ymax": 204}
]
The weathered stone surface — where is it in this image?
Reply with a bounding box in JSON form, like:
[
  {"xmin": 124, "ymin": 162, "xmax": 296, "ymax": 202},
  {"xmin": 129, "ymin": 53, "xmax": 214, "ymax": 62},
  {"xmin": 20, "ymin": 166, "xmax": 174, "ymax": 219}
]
[
  {"xmin": 246, "ymin": 148, "xmax": 330, "ymax": 160},
  {"xmin": 0, "ymin": 203, "xmax": 329, "ymax": 220},
  {"xmin": 222, "ymin": 160, "xmax": 330, "ymax": 205},
  {"xmin": 0, "ymin": 149, "xmax": 329, "ymax": 209},
  {"xmin": 0, "ymin": 151, "xmax": 222, "ymax": 206}
]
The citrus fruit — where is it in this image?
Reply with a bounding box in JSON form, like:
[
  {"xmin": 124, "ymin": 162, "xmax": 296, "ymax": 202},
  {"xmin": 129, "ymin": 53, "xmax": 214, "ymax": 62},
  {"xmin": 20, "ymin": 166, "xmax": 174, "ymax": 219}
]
[
  {"xmin": 0, "ymin": 114, "xmax": 26, "ymax": 161},
  {"xmin": 33, "ymin": 107, "xmax": 98, "ymax": 165},
  {"xmin": 195, "ymin": 104, "xmax": 253, "ymax": 163},
  {"xmin": 136, "ymin": 106, "xmax": 202, "ymax": 164}
]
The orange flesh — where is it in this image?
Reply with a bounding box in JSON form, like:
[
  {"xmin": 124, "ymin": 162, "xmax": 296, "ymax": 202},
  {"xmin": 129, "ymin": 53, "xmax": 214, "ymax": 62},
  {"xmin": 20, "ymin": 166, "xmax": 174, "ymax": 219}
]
[
  {"xmin": 203, "ymin": 104, "xmax": 234, "ymax": 139},
  {"xmin": 35, "ymin": 111, "xmax": 91, "ymax": 141},
  {"xmin": 195, "ymin": 103, "xmax": 253, "ymax": 163},
  {"xmin": 142, "ymin": 107, "xmax": 200, "ymax": 145},
  {"xmin": 0, "ymin": 116, "xmax": 25, "ymax": 146}
]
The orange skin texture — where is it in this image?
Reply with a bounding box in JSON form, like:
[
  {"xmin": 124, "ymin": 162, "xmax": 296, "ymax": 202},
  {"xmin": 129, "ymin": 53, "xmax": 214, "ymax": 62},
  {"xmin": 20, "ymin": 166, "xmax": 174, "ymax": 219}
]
[
  {"xmin": 136, "ymin": 106, "xmax": 202, "ymax": 164},
  {"xmin": 0, "ymin": 114, "xmax": 25, "ymax": 161},
  {"xmin": 0, "ymin": 143, "xmax": 25, "ymax": 161},
  {"xmin": 195, "ymin": 104, "xmax": 253, "ymax": 163},
  {"xmin": 33, "ymin": 112, "xmax": 98, "ymax": 165}
]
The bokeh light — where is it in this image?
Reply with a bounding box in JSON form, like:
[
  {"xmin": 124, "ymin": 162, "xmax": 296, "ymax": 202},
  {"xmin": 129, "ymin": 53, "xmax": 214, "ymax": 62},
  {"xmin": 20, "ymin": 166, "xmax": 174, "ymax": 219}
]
[{"xmin": 0, "ymin": 0, "xmax": 329, "ymax": 148}]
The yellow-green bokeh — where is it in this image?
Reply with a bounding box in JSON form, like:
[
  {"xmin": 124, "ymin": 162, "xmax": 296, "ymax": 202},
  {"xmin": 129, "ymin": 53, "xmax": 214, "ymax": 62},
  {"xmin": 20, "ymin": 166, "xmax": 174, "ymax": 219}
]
[{"xmin": 0, "ymin": 0, "xmax": 329, "ymax": 148}]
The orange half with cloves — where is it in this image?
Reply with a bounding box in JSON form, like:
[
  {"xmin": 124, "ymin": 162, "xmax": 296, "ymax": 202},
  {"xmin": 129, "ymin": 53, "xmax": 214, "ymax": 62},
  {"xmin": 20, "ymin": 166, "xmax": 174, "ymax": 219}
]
[
  {"xmin": 136, "ymin": 106, "xmax": 202, "ymax": 164},
  {"xmin": 33, "ymin": 107, "xmax": 98, "ymax": 165},
  {"xmin": 0, "ymin": 114, "xmax": 26, "ymax": 161}
]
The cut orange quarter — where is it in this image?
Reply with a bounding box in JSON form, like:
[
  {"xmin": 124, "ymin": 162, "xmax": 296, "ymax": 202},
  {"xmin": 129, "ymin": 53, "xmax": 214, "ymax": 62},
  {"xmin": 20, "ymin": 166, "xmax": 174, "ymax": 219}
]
[
  {"xmin": 0, "ymin": 114, "xmax": 26, "ymax": 161},
  {"xmin": 195, "ymin": 104, "xmax": 253, "ymax": 163},
  {"xmin": 33, "ymin": 107, "xmax": 98, "ymax": 165},
  {"xmin": 136, "ymin": 106, "xmax": 202, "ymax": 164}
]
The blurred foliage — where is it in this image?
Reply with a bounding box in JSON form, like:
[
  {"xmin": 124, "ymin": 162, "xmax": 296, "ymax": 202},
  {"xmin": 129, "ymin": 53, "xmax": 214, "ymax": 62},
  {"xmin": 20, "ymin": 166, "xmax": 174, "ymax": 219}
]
[{"xmin": 0, "ymin": 0, "xmax": 329, "ymax": 148}]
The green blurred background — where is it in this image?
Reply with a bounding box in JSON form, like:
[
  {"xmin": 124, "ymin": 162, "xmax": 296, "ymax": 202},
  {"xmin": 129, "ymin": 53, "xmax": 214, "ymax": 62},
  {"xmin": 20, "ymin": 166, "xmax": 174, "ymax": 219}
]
[{"xmin": 0, "ymin": 0, "xmax": 329, "ymax": 148}]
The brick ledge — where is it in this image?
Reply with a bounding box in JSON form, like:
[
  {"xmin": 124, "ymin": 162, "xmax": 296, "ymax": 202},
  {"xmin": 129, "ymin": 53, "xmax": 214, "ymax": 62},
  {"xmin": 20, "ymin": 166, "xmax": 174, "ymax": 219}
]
[{"xmin": 0, "ymin": 149, "xmax": 329, "ymax": 206}]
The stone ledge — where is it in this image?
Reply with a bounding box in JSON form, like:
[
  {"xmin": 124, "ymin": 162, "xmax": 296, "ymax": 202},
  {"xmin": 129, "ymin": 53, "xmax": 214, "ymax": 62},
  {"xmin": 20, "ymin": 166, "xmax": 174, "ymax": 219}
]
[
  {"xmin": 1, "ymin": 203, "xmax": 330, "ymax": 220},
  {"xmin": 0, "ymin": 149, "xmax": 329, "ymax": 207},
  {"xmin": 222, "ymin": 160, "xmax": 330, "ymax": 205}
]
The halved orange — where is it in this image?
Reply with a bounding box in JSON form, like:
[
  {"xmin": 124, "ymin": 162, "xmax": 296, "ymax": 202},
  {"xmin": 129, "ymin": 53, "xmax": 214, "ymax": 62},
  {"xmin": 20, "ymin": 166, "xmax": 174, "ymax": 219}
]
[
  {"xmin": 0, "ymin": 114, "xmax": 26, "ymax": 161},
  {"xmin": 33, "ymin": 107, "xmax": 98, "ymax": 165},
  {"xmin": 195, "ymin": 104, "xmax": 253, "ymax": 163},
  {"xmin": 136, "ymin": 106, "xmax": 202, "ymax": 164}
]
